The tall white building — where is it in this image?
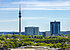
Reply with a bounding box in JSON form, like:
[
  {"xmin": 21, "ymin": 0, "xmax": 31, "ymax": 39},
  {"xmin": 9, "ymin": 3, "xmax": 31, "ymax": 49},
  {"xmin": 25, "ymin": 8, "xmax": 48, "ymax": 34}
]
[{"xmin": 25, "ymin": 27, "xmax": 39, "ymax": 35}]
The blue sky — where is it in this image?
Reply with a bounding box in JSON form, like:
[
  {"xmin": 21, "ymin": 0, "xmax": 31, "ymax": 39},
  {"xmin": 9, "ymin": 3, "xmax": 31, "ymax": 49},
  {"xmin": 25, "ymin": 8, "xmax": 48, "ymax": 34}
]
[{"xmin": 0, "ymin": 0, "xmax": 70, "ymax": 32}]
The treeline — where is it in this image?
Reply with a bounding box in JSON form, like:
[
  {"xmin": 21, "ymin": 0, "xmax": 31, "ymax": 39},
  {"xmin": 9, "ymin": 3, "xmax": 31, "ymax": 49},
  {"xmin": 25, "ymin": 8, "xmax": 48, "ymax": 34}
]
[{"xmin": 0, "ymin": 35, "xmax": 70, "ymax": 48}]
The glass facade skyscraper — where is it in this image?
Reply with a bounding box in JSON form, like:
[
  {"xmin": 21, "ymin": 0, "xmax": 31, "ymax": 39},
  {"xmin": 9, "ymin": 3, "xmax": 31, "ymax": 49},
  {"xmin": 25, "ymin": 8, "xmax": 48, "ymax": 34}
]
[
  {"xmin": 25, "ymin": 27, "xmax": 39, "ymax": 35},
  {"xmin": 50, "ymin": 21, "xmax": 60, "ymax": 35}
]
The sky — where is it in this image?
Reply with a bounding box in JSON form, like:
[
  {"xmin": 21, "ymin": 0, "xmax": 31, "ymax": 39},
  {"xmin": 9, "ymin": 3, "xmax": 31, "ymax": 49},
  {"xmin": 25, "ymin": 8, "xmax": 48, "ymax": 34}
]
[{"xmin": 0, "ymin": 0, "xmax": 70, "ymax": 32}]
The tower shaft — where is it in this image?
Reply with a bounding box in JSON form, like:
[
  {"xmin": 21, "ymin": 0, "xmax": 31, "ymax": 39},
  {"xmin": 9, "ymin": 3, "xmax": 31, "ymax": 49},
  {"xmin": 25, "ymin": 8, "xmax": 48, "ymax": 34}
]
[
  {"xmin": 19, "ymin": 5, "xmax": 21, "ymax": 35},
  {"xmin": 19, "ymin": 17, "xmax": 21, "ymax": 35}
]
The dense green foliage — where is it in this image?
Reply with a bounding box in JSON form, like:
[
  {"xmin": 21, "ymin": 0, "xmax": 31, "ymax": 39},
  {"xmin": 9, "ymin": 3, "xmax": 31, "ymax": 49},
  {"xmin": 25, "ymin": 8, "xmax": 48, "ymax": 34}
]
[{"xmin": 0, "ymin": 35, "xmax": 70, "ymax": 48}]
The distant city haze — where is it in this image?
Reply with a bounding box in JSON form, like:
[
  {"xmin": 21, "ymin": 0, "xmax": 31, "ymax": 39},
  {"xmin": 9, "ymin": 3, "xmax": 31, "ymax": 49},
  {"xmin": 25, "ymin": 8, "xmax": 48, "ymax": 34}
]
[{"xmin": 0, "ymin": 0, "xmax": 70, "ymax": 32}]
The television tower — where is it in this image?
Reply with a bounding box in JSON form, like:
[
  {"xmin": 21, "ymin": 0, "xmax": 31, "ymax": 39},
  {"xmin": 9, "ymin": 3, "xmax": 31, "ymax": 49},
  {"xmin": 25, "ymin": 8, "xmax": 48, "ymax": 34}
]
[{"xmin": 19, "ymin": 5, "xmax": 21, "ymax": 35}]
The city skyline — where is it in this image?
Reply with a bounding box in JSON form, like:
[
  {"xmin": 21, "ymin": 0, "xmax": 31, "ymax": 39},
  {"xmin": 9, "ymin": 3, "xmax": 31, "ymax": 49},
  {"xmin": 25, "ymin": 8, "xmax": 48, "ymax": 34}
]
[{"xmin": 0, "ymin": 0, "xmax": 70, "ymax": 32}]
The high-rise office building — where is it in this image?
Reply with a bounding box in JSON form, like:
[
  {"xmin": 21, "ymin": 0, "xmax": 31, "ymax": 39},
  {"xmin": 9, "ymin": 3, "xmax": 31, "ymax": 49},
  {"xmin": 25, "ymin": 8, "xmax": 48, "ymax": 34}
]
[
  {"xmin": 19, "ymin": 5, "xmax": 21, "ymax": 35},
  {"xmin": 50, "ymin": 21, "xmax": 60, "ymax": 35},
  {"xmin": 25, "ymin": 27, "xmax": 39, "ymax": 35}
]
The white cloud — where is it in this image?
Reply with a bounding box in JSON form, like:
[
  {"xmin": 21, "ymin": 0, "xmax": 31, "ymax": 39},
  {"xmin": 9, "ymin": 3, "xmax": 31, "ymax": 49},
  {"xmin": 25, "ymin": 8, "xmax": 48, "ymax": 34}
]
[
  {"xmin": 0, "ymin": 1, "xmax": 70, "ymax": 10},
  {"xmin": 0, "ymin": 8, "xmax": 18, "ymax": 10},
  {"xmin": 22, "ymin": 17, "xmax": 43, "ymax": 19},
  {"xmin": 11, "ymin": 1, "xmax": 70, "ymax": 10},
  {"xmin": 0, "ymin": 1, "xmax": 69, "ymax": 10},
  {"xmin": 0, "ymin": 17, "xmax": 43, "ymax": 23},
  {"xmin": 12, "ymin": 1, "xmax": 70, "ymax": 6},
  {"xmin": 0, "ymin": 7, "xmax": 70, "ymax": 10},
  {"xmin": 0, "ymin": 29, "xmax": 18, "ymax": 32},
  {"xmin": 0, "ymin": 17, "xmax": 70, "ymax": 23},
  {"xmin": 0, "ymin": 19, "xmax": 18, "ymax": 23}
]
